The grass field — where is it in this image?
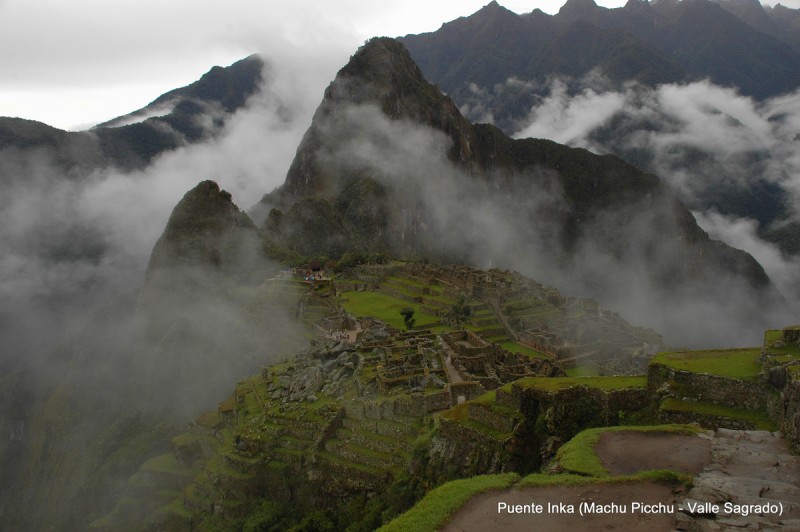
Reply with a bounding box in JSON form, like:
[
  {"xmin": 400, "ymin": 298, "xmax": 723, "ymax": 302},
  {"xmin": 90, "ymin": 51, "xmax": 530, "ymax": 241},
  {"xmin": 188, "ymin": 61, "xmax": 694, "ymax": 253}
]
[
  {"xmin": 565, "ymin": 365, "xmax": 601, "ymax": 377},
  {"xmin": 339, "ymin": 290, "xmax": 439, "ymax": 330},
  {"xmin": 500, "ymin": 341, "xmax": 550, "ymax": 359},
  {"xmin": 650, "ymin": 349, "xmax": 762, "ymax": 379},
  {"xmin": 764, "ymin": 329, "xmax": 800, "ymax": 361}
]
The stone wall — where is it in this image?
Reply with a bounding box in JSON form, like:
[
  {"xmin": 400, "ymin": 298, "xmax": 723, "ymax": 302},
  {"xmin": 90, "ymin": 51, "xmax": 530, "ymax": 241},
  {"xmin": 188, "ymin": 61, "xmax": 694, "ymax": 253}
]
[
  {"xmin": 424, "ymin": 391, "xmax": 452, "ymax": 412},
  {"xmin": 429, "ymin": 417, "xmax": 511, "ymax": 477},
  {"xmin": 780, "ymin": 371, "xmax": 800, "ymax": 451},
  {"xmin": 515, "ymin": 384, "xmax": 651, "ymax": 431},
  {"xmin": 468, "ymin": 403, "xmax": 519, "ymax": 434},
  {"xmin": 449, "ymin": 382, "xmax": 487, "ymax": 403},
  {"xmin": 648, "ymin": 363, "xmax": 768, "ymax": 410},
  {"xmin": 657, "ymin": 409, "xmax": 760, "ymax": 431}
]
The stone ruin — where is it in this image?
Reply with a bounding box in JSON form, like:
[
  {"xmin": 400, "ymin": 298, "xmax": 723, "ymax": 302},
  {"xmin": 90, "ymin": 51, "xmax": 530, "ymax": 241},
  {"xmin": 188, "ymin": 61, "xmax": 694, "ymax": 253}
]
[
  {"xmin": 441, "ymin": 330, "xmax": 563, "ymax": 389},
  {"xmin": 783, "ymin": 326, "xmax": 800, "ymax": 344},
  {"xmin": 401, "ymin": 262, "xmax": 663, "ymax": 375}
]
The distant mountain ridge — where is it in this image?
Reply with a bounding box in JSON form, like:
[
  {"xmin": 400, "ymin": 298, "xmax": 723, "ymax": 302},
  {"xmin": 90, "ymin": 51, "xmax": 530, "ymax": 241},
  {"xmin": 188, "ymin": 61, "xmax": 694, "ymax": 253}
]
[
  {"xmin": 400, "ymin": 0, "xmax": 800, "ymax": 127},
  {"xmin": 0, "ymin": 54, "xmax": 265, "ymax": 173}
]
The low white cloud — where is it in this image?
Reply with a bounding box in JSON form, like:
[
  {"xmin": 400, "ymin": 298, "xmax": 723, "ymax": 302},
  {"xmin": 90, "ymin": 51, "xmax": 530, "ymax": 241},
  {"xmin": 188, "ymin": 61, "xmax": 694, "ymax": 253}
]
[
  {"xmin": 693, "ymin": 210, "xmax": 800, "ymax": 303},
  {"xmin": 515, "ymin": 79, "xmax": 627, "ymax": 147}
]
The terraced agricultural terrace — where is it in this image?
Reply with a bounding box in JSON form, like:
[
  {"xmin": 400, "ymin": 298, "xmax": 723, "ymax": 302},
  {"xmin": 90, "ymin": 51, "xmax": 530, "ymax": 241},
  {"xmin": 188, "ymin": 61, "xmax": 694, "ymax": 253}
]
[{"xmin": 95, "ymin": 262, "xmax": 800, "ymax": 530}]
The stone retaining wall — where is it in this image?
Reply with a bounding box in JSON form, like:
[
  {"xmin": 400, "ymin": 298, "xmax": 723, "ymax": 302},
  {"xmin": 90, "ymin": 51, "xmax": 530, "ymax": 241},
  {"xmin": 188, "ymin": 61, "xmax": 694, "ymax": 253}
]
[
  {"xmin": 781, "ymin": 372, "xmax": 800, "ymax": 450},
  {"xmin": 430, "ymin": 417, "xmax": 510, "ymax": 477},
  {"xmin": 468, "ymin": 403, "xmax": 519, "ymax": 434},
  {"xmin": 648, "ymin": 363, "xmax": 768, "ymax": 410},
  {"xmin": 657, "ymin": 409, "xmax": 759, "ymax": 431}
]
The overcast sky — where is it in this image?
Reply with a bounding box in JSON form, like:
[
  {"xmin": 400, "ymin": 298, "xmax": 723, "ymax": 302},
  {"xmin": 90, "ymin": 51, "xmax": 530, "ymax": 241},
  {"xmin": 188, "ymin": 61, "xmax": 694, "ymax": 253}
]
[{"xmin": 1, "ymin": 0, "xmax": 797, "ymax": 130}]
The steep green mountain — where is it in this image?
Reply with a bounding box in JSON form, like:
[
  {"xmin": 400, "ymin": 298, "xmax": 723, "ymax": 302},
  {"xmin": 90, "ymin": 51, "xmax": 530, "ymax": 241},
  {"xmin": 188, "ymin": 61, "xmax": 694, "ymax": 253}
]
[
  {"xmin": 145, "ymin": 180, "xmax": 264, "ymax": 288},
  {"xmin": 259, "ymin": 37, "xmax": 779, "ymax": 347}
]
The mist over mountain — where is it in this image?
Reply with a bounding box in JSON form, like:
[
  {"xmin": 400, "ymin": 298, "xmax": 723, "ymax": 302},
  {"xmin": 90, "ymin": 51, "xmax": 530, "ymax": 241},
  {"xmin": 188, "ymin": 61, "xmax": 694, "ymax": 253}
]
[
  {"xmin": 2, "ymin": 3, "xmax": 800, "ymax": 529},
  {"xmin": 399, "ymin": 0, "xmax": 800, "ymax": 304},
  {"xmin": 0, "ymin": 56, "xmax": 314, "ymax": 531},
  {"xmin": 0, "ymin": 55, "xmax": 265, "ymax": 174},
  {"xmin": 260, "ymin": 37, "xmax": 785, "ymax": 348}
]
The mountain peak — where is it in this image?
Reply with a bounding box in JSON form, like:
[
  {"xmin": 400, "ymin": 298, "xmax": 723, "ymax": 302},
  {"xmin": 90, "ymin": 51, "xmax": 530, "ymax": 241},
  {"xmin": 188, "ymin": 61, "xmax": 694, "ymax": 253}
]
[
  {"xmin": 559, "ymin": 0, "xmax": 601, "ymax": 18},
  {"xmin": 145, "ymin": 180, "xmax": 260, "ymax": 283},
  {"xmin": 336, "ymin": 37, "xmax": 421, "ymax": 95},
  {"xmin": 624, "ymin": 0, "xmax": 654, "ymax": 13},
  {"xmin": 475, "ymin": 0, "xmax": 516, "ymax": 16},
  {"xmin": 281, "ymin": 38, "xmax": 475, "ymax": 198}
]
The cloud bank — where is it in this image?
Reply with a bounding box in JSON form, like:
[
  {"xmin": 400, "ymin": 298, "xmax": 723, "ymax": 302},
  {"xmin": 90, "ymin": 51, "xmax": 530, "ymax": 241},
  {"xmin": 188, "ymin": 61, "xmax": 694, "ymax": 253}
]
[{"xmin": 506, "ymin": 76, "xmax": 800, "ymax": 314}]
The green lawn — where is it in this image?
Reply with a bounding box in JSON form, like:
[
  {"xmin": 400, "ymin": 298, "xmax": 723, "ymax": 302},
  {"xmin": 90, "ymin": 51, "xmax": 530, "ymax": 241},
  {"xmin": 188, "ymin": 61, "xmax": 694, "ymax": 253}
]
[
  {"xmin": 340, "ymin": 291, "xmax": 439, "ymax": 330},
  {"xmin": 507, "ymin": 375, "xmax": 647, "ymax": 393},
  {"xmin": 650, "ymin": 349, "xmax": 762, "ymax": 379},
  {"xmin": 565, "ymin": 365, "xmax": 601, "ymax": 377}
]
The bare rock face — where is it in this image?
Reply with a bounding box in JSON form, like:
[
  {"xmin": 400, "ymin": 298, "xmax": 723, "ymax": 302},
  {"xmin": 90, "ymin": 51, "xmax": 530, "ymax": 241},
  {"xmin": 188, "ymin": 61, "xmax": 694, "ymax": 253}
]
[{"xmin": 677, "ymin": 429, "xmax": 800, "ymax": 530}]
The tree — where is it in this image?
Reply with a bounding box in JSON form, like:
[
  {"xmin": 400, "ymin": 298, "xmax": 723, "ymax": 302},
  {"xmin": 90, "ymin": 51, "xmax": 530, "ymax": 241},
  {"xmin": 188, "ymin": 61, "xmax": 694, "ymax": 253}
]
[
  {"xmin": 447, "ymin": 293, "xmax": 472, "ymax": 326},
  {"xmin": 400, "ymin": 307, "xmax": 416, "ymax": 330}
]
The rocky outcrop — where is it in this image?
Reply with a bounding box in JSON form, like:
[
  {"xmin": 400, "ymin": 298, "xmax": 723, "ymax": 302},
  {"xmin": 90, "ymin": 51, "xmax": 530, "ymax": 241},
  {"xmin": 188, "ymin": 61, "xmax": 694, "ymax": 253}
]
[{"xmin": 677, "ymin": 429, "xmax": 800, "ymax": 530}]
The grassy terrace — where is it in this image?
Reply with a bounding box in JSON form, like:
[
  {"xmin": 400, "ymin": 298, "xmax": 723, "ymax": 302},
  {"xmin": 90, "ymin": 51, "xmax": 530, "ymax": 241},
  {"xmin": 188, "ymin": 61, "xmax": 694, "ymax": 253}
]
[
  {"xmin": 764, "ymin": 329, "xmax": 800, "ymax": 362},
  {"xmin": 660, "ymin": 398, "xmax": 778, "ymax": 431},
  {"xmin": 377, "ymin": 473, "xmax": 520, "ymax": 532},
  {"xmin": 650, "ymin": 348, "xmax": 762, "ymax": 379},
  {"xmin": 555, "ymin": 424, "xmax": 702, "ymax": 477},
  {"xmin": 564, "ymin": 365, "xmax": 601, "ymax": 377},
  {"xmin": 342, "ymin": 289, "xmax": 552, "ymax": 359},
  {"xmin": 504, "ymin": 375, "xmax": 647, "ymax": 393},
  {"xmin": 438, "ymin": 398, "xmax": 514, "ymax": 441},
  {"xmin": 381, "ymin": 467, "xmax": 691, "ymax": 531}
]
